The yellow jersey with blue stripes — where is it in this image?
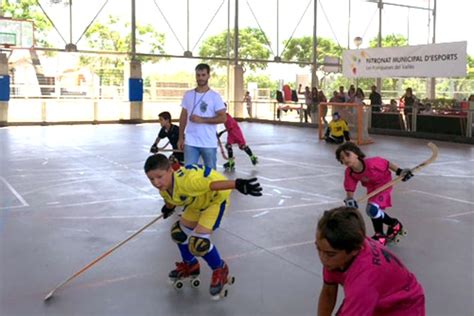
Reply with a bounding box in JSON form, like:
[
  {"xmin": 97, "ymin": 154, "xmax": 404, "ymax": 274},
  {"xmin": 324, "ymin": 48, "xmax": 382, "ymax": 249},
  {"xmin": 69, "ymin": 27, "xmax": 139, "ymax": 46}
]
[
  {"xmin": 159, "ymin": 164, "xmax": 231, "ymax": 210},
  {"xmin": 328, "ymin": 119, "xmax": 349, "ymax": 137}
]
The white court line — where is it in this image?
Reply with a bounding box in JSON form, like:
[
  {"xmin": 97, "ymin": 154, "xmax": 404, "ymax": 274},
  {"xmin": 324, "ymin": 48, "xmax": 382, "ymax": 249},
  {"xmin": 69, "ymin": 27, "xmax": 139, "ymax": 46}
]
[
  {"xmin": 264, "ymin": 183, "xmax": 340, "ymax": 201},
  {"xmin": 258, "ymin": 155, "xmax": 340, "ymax": 170},
  {"xmin": 255, "ymin": 172, "xmax": 340, "ymax": 182},
  {"xmin": 47, "ymin": 196, "xmax": 157, "ymax": 208},
  {"xmin": 126, "ymin": 229, "xmax": 158, "ymax": 233},
  {"xmin": 53, "ymin": 200, "xmax": 337, "ymax": 219},
  {"xmin": 252, "ymin": 211, "xmax": 269, "ymax": 218},
  {"xmin": 234, "ymin": 201, "xmax": 336, "ymax": 214},
  {"xmin": 415, "ymin": 173, "xmax": 474, "ymax": 179},
  {"xmin": 408, "ymin": 190, "xmax": 474, "ymax": 218},
  {"xmin": 0, "ymin": 176, "xmax": 29, "ymax": 208},
  {"xmin": 429, "ymin": 159, "xmax": 474, "ymax": 166}
]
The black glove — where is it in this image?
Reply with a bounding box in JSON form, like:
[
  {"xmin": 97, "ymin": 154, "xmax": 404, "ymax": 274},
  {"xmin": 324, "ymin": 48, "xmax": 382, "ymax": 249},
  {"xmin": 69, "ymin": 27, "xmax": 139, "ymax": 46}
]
[
  {"xmin": 344, "ymin": 198, "xmax": 358, "ymax": 209},
  {"xmin": 150, "ymin": 144, "xmax": 158, "ymax": 153},
  {"xmin": 161, "ymin": 205, "xmax": 175, "ymax": 219},
  {"xmin": 396, "ymin": 168, "xmax": 413, "ymax": 182},
  {"xmin": 235, "ymin": 178, "xmax": 262, "ymax": 196}
]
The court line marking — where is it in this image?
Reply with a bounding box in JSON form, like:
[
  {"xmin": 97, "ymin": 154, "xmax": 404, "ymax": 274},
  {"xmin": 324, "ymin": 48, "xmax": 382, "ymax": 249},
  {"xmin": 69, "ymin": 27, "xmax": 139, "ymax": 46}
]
[
  {"xmin": 0, "ymin": 176, "xmax": 29, "ymax": 208},
  {"xmin": 264, "ymin": 183, "xmax": 340, "ymax": 201},
  {"xmin": 408, "ymin": 190, "xmax": 474, "ymax": 218},
  {"xmin": 47, "ymin": 196, "xmax": 157, "ymax": 209},
  {"xmin": 52, "ymin": 200, "xmax": 338, "ymax": 219}
]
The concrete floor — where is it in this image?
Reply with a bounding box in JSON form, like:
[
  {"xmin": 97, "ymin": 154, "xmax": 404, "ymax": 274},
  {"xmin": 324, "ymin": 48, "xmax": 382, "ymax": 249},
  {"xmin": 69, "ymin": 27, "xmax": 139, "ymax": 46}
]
[{"xmin": 0, "ymin": 123, "xmax": 473, "ymax": 316}]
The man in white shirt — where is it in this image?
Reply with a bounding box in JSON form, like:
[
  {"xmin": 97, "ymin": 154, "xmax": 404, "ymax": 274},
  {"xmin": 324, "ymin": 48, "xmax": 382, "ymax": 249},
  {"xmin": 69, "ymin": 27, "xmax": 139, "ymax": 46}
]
[{"xmin": 177, "ymin": 63, "xmax": 227, "ymax": 169}]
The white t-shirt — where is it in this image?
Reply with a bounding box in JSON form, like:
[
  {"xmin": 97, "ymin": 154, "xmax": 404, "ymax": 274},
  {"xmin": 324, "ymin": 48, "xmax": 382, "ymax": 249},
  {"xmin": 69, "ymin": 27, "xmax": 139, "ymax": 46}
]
[{"xmin": 181, "ymin": 89, "xmax": 226, "ymax": 148}]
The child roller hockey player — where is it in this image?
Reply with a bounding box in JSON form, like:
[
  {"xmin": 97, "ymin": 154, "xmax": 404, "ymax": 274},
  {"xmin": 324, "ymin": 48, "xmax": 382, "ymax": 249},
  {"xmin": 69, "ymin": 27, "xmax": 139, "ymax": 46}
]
[
  {"xmin": 316, "ymin": 207, "xmax": 425, "ymax": 316},
  {"xmin": 150, "ymin": 111, "xmax": 184, "ymax": 167},
  {"xmin": 144, "ymin": 154, "xmax": 262, "ymax": 299},
  {"xmin": 324, "ymin": 112, "xmax": 350, "ymax": 144},
  {"xmin": 218, "ymin": 105, "xmax": 258, "ymax": 171},
  {"xmin": 335, "ymin": 142, "xmax": 413, "ymax": 245}
]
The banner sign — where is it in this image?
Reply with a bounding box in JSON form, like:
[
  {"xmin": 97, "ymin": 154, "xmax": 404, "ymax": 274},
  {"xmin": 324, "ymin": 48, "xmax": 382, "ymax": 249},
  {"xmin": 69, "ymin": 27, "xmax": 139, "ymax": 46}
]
[{"xmin": 342, "ymin": 41, "xmax": 467, "ymax": 78}]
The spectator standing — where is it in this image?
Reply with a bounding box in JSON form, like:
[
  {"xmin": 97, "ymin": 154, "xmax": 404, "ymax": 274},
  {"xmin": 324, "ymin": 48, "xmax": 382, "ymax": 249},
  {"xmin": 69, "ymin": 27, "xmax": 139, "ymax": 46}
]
[
  {"xmin": 177, "ymin": 63, "xmax": 226, "ymax": 169},
  {"xmin": 369, "ymin": 85, "xmax": 382, "ymax": 112},
  {"xmin": 400, "ymin": 87, "xmax": 416, "ymax": 131},
  {"xmin": 243, "ymin": 91, "xmax": 253, "ymax": 118}
]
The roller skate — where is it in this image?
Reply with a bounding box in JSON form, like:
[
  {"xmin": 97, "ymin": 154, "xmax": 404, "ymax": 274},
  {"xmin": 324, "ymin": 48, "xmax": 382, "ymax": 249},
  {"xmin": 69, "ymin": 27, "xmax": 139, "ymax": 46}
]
[
  {"xmin": 371, "ymin": 233, "xmax": 388, "ymax": 246},
  {"xmin": 209, "ymin": 261, "xmax": 235, "ymax": 300},
  {"xmin": 386, "ymin": 220, "xmax": 407, "ymax": 244},
  {"xmin": 250, "ymin": 155, "xmax": 258, "ymax": 165},
  {"xmin": 168, "ymin": 261, "xmax": 201, "ymax": 290},
  {"xmin": 223, "ymin": 158, "xmax": 235, "ymax": 171}
]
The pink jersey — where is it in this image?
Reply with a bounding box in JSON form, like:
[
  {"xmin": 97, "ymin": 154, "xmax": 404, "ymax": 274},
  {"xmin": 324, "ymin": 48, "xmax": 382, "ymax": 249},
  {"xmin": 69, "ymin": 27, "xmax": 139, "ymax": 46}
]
[
  {"xmin": 344, "ymin": 157, "xmax": 393, "ymax": 208},
  {"xmin": 224, "ymin": 113, "xmax": 246, "ymax": 146},
  {"xmin": 323, "ymin": 238, "xmax": 425, "ymax": 316}
]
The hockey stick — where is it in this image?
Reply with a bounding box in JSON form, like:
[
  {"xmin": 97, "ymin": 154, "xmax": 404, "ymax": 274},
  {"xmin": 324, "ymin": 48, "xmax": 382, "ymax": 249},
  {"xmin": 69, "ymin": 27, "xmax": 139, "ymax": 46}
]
[
  {"xmin": 44, "ymin": 214, "xmax": 164, "ymax": 301},
  {"xmin": 157, "ymin": 148, "xmax": 184, "ymax": 153},
  {"xmin": 217, "ymin": 134, "xmax": 228, "ymax": 160},
  {"xmin": 356, "ymin": 142, "xmax": 438, "ymax": 204}
]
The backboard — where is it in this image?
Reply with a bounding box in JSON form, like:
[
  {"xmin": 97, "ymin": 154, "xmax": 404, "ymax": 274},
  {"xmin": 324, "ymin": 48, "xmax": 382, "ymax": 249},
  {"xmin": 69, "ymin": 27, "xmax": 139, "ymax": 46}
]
[{"xmin": 0, "ymin": 18, "xmax": 34, "ymax": 48}]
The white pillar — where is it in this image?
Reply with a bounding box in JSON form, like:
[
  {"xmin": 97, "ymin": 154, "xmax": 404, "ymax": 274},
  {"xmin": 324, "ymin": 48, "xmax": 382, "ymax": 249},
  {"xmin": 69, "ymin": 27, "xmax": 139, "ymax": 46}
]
[
  {"xmin": 126, "ymin": 59, "xmax": 143, "ymax": 121},
  {"xmin": 0, "ymin": 53, "xmax": 9, "ymax": 125},
  {"xmin": 229, "ymin": 64, "xmax": 244, "ymax": 118}
]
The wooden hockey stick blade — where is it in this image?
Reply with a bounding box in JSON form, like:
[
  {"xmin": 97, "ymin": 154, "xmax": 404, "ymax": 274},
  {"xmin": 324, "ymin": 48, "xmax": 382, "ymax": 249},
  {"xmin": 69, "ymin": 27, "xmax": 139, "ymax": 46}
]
[
  {"xmin": 44, "ymin": 214, "xmax": 164, "ymax": 302},
  {"xmin": 217, "ymin": 136, "xmax": 228, "ymax": 160},
  {"xmin": 157, "ymin": 148, "xmax": 183, "ymax": 153},
  {"xmin": 357, "ymin": 142, "xmax": 438, "ymax": 204}
]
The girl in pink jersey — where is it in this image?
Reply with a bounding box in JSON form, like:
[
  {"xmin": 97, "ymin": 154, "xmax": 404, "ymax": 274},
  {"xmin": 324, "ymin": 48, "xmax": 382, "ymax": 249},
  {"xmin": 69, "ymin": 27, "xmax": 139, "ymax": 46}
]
[
  {"xmin": 316, "ymin": 207, "xmax": 425, "ymax": 316},
  {"xmin": 217, "ymin": 105, "xmax": 258, "ymax": 171},
  {"xmin": 335, "ymin": 142, "xmax": 413, "ymax": 244}
]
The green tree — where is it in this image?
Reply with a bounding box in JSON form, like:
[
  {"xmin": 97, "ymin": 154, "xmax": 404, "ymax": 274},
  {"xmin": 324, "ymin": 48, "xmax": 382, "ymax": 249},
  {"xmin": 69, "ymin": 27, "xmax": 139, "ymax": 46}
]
[
  {"xmin": 79, "ymin": 15, "xmax": 166, "ymax": 86},
  {"xmin": 244, "ymin": 74, "xmax": 278, "ymax": 90},
  {"xmin": 368, "ymin": 34, "xmax": 408, "ymax": 49},
  {"xmin": 281, "ymin": 36, "xmax": 343, "ymax": 67},
  {"xmin": 199, "ymin": 27, "xmax": 271, "ymax": 72}
]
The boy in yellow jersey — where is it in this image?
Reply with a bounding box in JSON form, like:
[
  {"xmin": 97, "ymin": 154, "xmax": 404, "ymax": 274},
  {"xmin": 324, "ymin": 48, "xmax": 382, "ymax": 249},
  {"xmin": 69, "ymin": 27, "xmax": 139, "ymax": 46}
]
[
  {"xmin": 144, "ymin": 154, "xmax": 262, "ymax": 299},
  {"xmin": 324, "ymin": 112, "xmax": 351, "ymax": 144}
]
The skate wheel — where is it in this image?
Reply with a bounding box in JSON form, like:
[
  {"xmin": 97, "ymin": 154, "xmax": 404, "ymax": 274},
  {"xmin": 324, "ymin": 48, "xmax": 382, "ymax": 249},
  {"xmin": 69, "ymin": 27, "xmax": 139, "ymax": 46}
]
[
  {"xmin": 401, "ymin": 230, "xmax": 408, "ymax": 236},
  {"xmin": 173, "ymin": 280, "xmax": 184, "ymax": 290},
  {"xmin": 394, "ymin": 237, "xmax": 401, "ymax": 243},
  {"xmin": 222, "ymin": 289, "xmax": 228, "ymax": 297},
  {"xmin": 228, "ymin": 276, "xmax": 235, "ymax": 285},
  {"xmin": 190, "ymin": 278, "xmax": 200, "ymax": 288}
]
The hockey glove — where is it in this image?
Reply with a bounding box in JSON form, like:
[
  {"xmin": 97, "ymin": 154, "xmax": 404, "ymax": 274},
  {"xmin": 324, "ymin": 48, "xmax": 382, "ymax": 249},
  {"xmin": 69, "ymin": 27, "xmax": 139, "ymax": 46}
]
[
  {"xmin": 344, "ymin": 198, "xmax": 358, "ymax": 209},
  {"xmin": 235, "ymin": 178, "xmax": 263, "ymax": 196},
  {"xmin": 161, "ymin": 205, "xmax": 175, "ymax": 219},
  {"xmin": 150, "ymin": 144, "xmax": 158, "ymax": 153},
  {"xmin": 396, "ymin": 168, "xmax": 413, "ymax": 182}
]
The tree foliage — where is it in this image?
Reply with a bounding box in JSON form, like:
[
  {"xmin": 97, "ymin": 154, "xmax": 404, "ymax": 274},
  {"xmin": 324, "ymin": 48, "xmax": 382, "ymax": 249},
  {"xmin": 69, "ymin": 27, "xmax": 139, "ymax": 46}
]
[
  {"xmin": 244, "ymin": 74, "xmax": 278, "ymax": 90},
  {"xmin": 199, "ymin": 27, "xmax": 271, "ymax": 71},
  {"xmin": 79, "ymin": 15, "xmax": 166, "ymax": 85},
  {"xmin": 281, "ymin": 36, "xmax": 343, "ymax": 67},
  {"xmin": 368, "ymin": 34, "xmax": 408, "ymax": 48}
]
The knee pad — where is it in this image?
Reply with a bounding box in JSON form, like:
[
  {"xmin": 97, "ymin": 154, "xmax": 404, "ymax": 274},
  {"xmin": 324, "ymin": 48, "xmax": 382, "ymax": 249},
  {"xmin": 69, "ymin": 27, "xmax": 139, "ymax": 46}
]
[
  {"xmin": 366, "ymin": 203, "xmax": 382, "ymax": 218},
  {"xmin": 170, "ymin": 221, "xmax": 188, "ymax": 244},
  {"xmin": 188, "ymin": 235, "xmax": 211, "ymax": 257}
]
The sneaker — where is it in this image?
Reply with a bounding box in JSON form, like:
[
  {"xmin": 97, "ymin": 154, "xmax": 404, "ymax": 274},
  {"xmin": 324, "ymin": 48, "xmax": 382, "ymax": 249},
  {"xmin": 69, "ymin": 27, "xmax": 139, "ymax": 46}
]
[
  {"xmin": 210, "ymin": 262, "xmax": 229, "ymax": 296},
  {"xmin": 250, "ymin": 155, "xmax": 258, "ymax": 165}
]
